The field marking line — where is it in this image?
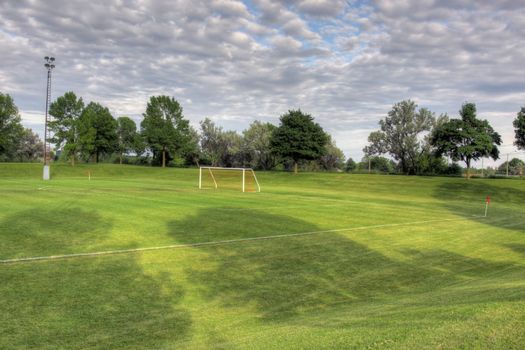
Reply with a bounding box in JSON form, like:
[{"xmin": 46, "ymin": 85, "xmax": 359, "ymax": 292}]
[{"xmin": 0, "ymin": 216, "xmax": 484, "ymax": 265}]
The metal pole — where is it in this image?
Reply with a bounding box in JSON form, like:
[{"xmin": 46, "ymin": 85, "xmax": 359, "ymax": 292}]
[
  {"xmin": 43, "ymin": 56, "xmax": 55, "ymax": 180},
  {"xmin": 506, "ymin": 154, "xmax": 509, "ymax": 177},
  {"xmin": 44, "ymin": 68, "xmax": 51, "ymax": 166}
]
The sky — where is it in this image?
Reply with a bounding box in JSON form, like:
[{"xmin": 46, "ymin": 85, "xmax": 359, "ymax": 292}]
[{"xmin": 1, "ymin": 0, "xmax": 524, "ymax": 166}]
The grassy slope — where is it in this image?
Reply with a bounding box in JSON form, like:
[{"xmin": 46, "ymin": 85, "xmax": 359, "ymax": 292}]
[{"xmin": 0, "ymin": 163, "xmax": 524, "ymax": 349}]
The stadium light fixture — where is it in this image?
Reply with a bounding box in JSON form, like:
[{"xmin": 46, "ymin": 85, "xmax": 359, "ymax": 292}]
[{"xmin": 43, "ymin": 56, "xmax": 56, "ymax": 180}]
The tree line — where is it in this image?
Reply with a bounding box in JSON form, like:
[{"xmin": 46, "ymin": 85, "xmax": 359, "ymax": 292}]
[
  {"xmin": 0, "ymin": 91, "xmax": 336, "ymax": 171},
  {"xmin": 1, "ymin": 91, "xmax": 525, "ymax": 175},
  {"xmin": 363, "ymin": 100, "xmax": 525, "ymax": 177},
  {"xmin": 0, "ymin": 93, "xmax": 44, "ymax": 162}
]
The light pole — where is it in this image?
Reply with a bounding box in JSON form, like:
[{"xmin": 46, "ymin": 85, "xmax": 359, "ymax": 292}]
[{"xmin": 43, "ymin": 56, "xmax": 55, "ymax": 180}]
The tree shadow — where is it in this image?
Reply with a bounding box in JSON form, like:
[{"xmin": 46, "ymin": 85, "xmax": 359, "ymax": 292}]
[
  {"xmin": 0, "ymin": 208, "xmax": 193, "ymax": 348},
  {"xmin": 167, "ymin": 209, "xmax": 523, "ymax": 322},
  {"xmin": 433, "ymin": 180, "xmax": 525, "ymax": 230},
  {"xmin": 0, "ymin": 255, "xmax": 192, "ymax": 349},
  {"xmin": 0, "ymin": 208, "xmax": 113, "ymax": 259},
  {"xmin": 505, "ymin": 243, "xmax": 525, "ymax": 257}
]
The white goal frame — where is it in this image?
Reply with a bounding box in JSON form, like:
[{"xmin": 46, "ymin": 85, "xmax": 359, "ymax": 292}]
[{"xmin": 199, "ymin": 166, "xmax": 261, "ymax": 192}]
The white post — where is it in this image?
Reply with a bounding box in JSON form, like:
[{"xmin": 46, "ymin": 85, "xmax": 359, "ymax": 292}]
[
  {"xmin": 199, "ymin": 167, "xmax": 202, "ymax": 189},
  {"xmin": 242, "ymin": 169, "xmax": 245, "ymax": 192},
  {"xmin": 208, "ymin": 168, "xmax": 218, "ymax": 189},
  {"xmin": 484, "ymin": 202, "xmax": 489, "ymax": 217},
  {"xmin": 251, "ymin": 169, "xmax": 261, "ymax": 192},
  {"xmin": 43, "ymin": 165, "xmax": 50, "ymax": 180},
  {"xmin": 506, "ymin": 154, "xmax": 509, "ymax": 177}
]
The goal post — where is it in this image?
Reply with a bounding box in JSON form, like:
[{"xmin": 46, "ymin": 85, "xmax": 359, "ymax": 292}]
[{"xmin": 199, "ymin": 166, "xmax": 261, "ymax": 192}]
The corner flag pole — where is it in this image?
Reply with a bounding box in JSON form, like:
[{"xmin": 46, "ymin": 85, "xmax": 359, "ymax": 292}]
[{"xmin": 484, "ymin": 196, "xmax": 490, "ymax": 217}]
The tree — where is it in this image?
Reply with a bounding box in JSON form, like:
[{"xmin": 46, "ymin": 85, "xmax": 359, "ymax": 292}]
[
  {"xmin": 141, "ymin": 96, "xmax": 190, "ymax": 167},
  {"xmin": 431, "ymin": 102, "xmax": 502, "ymax": 178},
  {"xmin": 13, "ymin": 128, "xmax": 43, "ymax": 162},
  {"xmin": 514, "ymin": 107, "xmax": 525, "ymax": 150},
  {"xmin": 498, "ymin": 158, "xmax": 524, "ymax": 176},
  {"xmin": 270, "ymin": 109, "xmax": 328, "ymax": 174},
  {"xmin": 181, "ymin": 126, "xmax": 200, "ymax": 166},
  {"xmin": 319, "ymin": 136, "xmax": 345, "ymax": 171},
  {"xmin": 223, "ymin": 130, "xmax": 245, "ymax": 167},
  {"xmin": 133, "ymin": 133, "xmax": 146, "ymax": 157},
  {"xmin": 48, "ymin": 92, "xmax": 84, "ymax": 166},
  {"xmin": 243, "ymin": 121, "xmax": 276, "ymax": 170},
  {"xmin": 200, "ymin": 118, "xmax": 227, "ymax": 166},
  {"xmin": 199, "ymin": 118, "xmax": 245, "ymax": 167},
  {"xmin": 345, "ymin": 158, "xmax": 357, "ymax": 172},
  {"xmin": 0, "ymin": 93, "xmax": 24, "ymax": 161},
  {"xmin": 416, "ymin": 150, "xmax": 448, "ymax": 175},
  {"xmin": 363, "ymin": 100, "xmax": 435, "ymax": 174},
  {"xmin": 116, "ymin": 116, "xmax": 138, "ymax": 164},
  {"xmin": 78, "ymin": 102, "xmax": 118, "ymax": 162},
  {"xmin": 359, "ymin": 156, "xmax": 396, "ymax": 173}
]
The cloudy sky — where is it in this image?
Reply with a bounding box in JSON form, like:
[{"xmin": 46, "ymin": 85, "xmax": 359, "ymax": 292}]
[{"xmin": 1, "ymin": 0, "xmax": 524, "ymax": 165}]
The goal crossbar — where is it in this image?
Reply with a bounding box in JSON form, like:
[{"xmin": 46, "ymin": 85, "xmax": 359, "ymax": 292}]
[{"xmin": 199, "ymin": 166, "xmax": 261, "ymax": 192}]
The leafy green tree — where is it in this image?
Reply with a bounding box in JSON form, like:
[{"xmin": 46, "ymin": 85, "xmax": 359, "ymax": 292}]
[
  {"xmin": 498, "ymin": 158, "xmax": 524, "ymax": 176},
  {"xmin": 178, "ymin": 124, "xmax": 200, "ymax": 166},
  {"xmin": 514, "ymin": 107, "xmax": 525, "ymax": 150},
  {"xmin": 222, "ymin": 130, "xmax": 244, "ymax": 167},
  {"xmin": 359, "ymin": 156, "xmax": 396, "ymax": 173},
  {"xmin": 416, "ymin": 150, "xmax": 448, "ymax": 175},
  {"xmin": 48, "ymin": 92, "xmax": 84, "ymax": 166},
  {"xmin": 14, "ymin": 128, "xmax": 43, "ymax": 162},
  {"xmin": 116, "ymin": 116, "xmax": 138, "ymax": 164},
  {"xmin": 345, "ymin": 158, "xmax": 357, "ymax": 172},
  {"xmin": 133, "ymin": 133, "xmax": 146, "ymax": 156},
  {"xmin": 243, "ymin": 121, "xmax": 277, "ymax": 170},
  {"xmin": 78, "ymin": 102, "xmax": 118, "ymax": 163},
  {"xmin": 270, "ymin": 109, "xmax": 328, "ymax": 174},
  {"xmin": 0, "ymin": 93, "xmax": 24, "ymax": 161},
  {"xmin": 363, "ymin": 100, "xmax": 435, "ymax": 174},
  {"xmin": 200, "ymin": 118, "xmax": 226, "ymax": 166},
  {"xmin": 181, "ymin": 126, "xmax": 201, "ymax": 166},
  {"xmin": 431, "ymin": 103, "xmax": 502, "ymax": 178},
  {"xmin": 199, "ymin": 118, "xmax": 245, "ymax": 167},
  {"xmin": 319, "ymin": 136, "xmax": 345, "ymax": 171},
  {"xmin": 141, "ymin": 96, "xmax": 190, "ymax": 167}
]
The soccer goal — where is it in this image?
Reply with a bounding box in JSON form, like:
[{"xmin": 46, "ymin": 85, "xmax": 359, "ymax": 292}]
[{"xmin": 199, "ymin": 167, "xmax": 261, "ymax": 192}]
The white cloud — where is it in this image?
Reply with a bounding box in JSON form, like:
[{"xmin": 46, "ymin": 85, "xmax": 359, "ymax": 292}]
[{"xmin": 0, "ymin": 0, "xmax": 523, "ymax": 166}]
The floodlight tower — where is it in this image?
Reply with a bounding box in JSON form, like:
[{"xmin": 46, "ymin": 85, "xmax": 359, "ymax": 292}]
[{"xmin": 43, "ymin": 56, "xmax": 55, "ymax": 180}]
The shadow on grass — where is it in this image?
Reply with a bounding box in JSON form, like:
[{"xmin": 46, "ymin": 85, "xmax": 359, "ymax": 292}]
[
  {"xmin": 0, "ymin": 209, "xmax": 193, "ymax": 349},
  {"xmin": 506, "ymin": 243, "xmax": 525, "ymax": 257},
  {"xmin": 0, "ymin": 208, "xmax": 113, "ymax": 259},
  {"xmin": 0, "ymin": 255, "xmax": 192, "ymax": 349},
  {"xmin": 168, "ymin": 209, "xmax": 523, "ymax": 322},
  {"xmin": 433, "ymin": 180, "xmax": 525, "ymax": 230}
]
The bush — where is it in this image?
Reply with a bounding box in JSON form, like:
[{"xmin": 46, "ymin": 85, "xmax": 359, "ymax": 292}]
[{"xmin": 443, "ymin": 163, "xmax": 462, "ymax": 176}]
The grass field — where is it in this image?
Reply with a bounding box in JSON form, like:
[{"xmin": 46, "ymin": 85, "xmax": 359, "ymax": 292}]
[{"xmin": 1, "ymin": 163, "xmax": 524, "ymax": 349}]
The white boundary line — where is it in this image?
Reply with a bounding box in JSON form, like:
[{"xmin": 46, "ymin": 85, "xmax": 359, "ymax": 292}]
[{"xmin": 0, "ymin": 217, "xmax": 483, "ymax": 265}]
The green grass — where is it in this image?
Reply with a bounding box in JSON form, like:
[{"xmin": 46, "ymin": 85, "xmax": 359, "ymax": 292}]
[{"xmin": 1, "ymin": 163, "xmax": 524, "ymax": 349}]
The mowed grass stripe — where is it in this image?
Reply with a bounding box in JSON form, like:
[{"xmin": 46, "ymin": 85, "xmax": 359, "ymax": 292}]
[{"xmin": 0, "ymin": 216, "xmax": 484, "ymax": 264}]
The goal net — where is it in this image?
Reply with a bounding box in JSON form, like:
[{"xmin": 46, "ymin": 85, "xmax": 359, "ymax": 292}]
[{"xmin": 199, "ymin": 167, "xmax": 261, "ymax": 192}]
